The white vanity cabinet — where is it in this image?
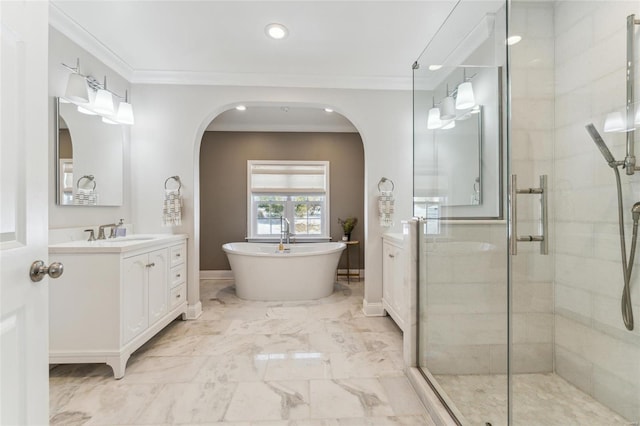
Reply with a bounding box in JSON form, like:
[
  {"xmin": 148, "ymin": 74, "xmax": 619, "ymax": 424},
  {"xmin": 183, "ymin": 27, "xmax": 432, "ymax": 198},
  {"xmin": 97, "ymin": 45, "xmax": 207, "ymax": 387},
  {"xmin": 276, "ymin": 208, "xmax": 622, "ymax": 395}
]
[
  {"xmin": 382, "ymin": 234, "xmax": 408, "ymax": 331},
  {"xmin": 49, "ymin": 235, "xmax": 188, "ymax": 379}
]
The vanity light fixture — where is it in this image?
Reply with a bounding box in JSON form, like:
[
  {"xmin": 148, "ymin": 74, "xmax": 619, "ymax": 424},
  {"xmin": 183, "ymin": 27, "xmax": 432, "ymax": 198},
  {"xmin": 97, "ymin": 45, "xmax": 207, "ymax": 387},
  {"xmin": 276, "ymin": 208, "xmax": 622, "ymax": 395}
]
[
  {"xmin": 93, "ymin": 79, "xmax": 115, "ymax": 115},
  {"xmin": 470, "ymin": 105, "xmax": 481, "ymax": 114},
  {"xmin": 61, "ymin": 59, "xmax": 135, "ymax": 125},
  {"xmin": 427, "ymin": 97, "xmax": 442, "ymax": 130},
  {"xmin": 116, "ymin": 91, "xmax": 135, "ymax": 125},
  {"xmin": 64, "ymin": 59, "xmax": 89, "ymax": 103},
  {"xmin": 265, "ymin": 23, "xmax": 288, "ymax": 40},
  {"xmin": 235, "ymin": 105, "xmax": 247, "ymax": 111},
  {"xmin": 455, "ymin": 69, "xmax": 475, "ymax": 110},
  {"xmin": 440, "ymin": 84, "xmax": 456, "ymax": 120}
]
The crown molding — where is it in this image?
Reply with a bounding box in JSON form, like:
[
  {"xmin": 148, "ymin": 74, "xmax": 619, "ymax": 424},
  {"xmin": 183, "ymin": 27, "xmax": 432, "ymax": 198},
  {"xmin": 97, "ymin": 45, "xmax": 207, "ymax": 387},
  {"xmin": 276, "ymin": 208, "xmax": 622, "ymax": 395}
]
[
  {"xmin": 131, "ymin": 69, "xmax": 413, "ymax": 91},
  {"xmin": 206, "ymin": 123, "xmax": 358, "ymax": 133},
  {"xmin": 49, "ymin": 2, "xmax": 411, "ymax": 91},
  {"xmin": 49, "ymin": 3, "xmax": 134, "ymax": 81}
]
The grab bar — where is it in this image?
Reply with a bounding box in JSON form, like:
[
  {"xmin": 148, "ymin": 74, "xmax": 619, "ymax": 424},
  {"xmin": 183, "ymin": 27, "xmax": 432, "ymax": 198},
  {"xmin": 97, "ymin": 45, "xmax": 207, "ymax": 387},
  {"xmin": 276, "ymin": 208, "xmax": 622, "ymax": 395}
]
[{"xmin": 510, "ymin": 174, "xmax": 548, "ymax": 255}]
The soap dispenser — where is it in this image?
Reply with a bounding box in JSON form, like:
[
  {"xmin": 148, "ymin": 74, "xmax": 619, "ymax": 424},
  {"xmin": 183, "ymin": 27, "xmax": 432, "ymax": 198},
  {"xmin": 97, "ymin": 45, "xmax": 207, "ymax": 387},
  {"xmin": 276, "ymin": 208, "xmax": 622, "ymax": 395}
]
[{"xmin": 115, "ymin": 219, "xmax": 126, "ymax": 237}]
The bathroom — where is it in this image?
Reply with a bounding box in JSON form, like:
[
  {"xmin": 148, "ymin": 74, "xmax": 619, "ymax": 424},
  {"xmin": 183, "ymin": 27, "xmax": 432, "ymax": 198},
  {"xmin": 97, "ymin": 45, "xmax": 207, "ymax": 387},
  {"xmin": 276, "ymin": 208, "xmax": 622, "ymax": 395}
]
[{"xmin": 2, "ymin": 0, "xmax": 640, "ymax": 424}]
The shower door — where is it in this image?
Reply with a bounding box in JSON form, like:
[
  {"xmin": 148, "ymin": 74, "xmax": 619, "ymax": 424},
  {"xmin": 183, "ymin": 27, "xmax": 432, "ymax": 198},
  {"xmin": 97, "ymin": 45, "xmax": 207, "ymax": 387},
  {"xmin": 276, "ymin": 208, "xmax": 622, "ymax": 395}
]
[
  {"xmin": 413, "ymin": 1, "xmax": 510, "ymax": 424},
  {"xmin": 414, "ymin": 0, "xmax": 640, "ymax": 425}
]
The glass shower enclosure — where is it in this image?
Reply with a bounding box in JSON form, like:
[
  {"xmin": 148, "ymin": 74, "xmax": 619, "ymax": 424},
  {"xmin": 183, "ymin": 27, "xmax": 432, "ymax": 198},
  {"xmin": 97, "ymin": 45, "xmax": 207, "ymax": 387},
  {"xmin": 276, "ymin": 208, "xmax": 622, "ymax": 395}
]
[{"xmin": 412, "ymin": 1, "xmax": 640, "ymax": 424}]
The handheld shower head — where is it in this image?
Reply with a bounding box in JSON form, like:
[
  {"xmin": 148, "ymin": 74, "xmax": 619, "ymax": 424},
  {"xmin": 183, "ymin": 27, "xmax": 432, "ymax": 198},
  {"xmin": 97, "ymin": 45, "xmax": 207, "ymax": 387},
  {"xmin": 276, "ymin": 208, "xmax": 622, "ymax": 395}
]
[
  {"xmin": 585, "ymin": 123, "xmax": 617, "ymax": 167},
  {"xmin": 633, "ymin": 202, "xmax": 640, "ymax": 222}
]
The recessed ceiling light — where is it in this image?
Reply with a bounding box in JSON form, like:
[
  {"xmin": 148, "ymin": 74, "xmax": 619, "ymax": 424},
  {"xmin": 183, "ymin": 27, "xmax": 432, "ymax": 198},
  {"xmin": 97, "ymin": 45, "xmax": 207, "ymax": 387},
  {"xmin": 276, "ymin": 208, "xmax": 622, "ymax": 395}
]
[
  {"xmin": 507, "ymin": 35, "xmax": 522, "ymax": 45},
  {"xmin": 235, "ymin": 105, "xmax": 246, "ymax": 111},
  {"xmin": 324, "ymin": 108, "xmax": 333, "ymax": 113},
  {"xmin": 428, "ymin": 65, "xmax": 442, "ymax": 71},
  {"xmin": 265, "ymin": 23, "xmax": 288, "ymax": 40}
]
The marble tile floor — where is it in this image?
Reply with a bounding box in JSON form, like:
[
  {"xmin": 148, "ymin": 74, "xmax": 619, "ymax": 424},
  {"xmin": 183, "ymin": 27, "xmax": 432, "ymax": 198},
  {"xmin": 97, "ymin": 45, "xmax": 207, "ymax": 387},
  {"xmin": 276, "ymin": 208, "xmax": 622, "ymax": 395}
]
[
  {"xmin": 50, "ymin": 279, "xmax": 435, "ymax": 425},
  {"xmin": 435, "ymin": 372, "xmax": 632, "ymax": 426}
]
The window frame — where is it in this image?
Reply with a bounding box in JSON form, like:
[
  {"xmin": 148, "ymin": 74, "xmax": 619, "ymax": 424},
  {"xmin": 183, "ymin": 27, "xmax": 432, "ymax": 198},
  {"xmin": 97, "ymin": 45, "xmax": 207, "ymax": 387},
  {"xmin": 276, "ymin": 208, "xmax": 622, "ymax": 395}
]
[{"xmin": 247, "ymin": 160, "xmax": 330, "ymax": 241}]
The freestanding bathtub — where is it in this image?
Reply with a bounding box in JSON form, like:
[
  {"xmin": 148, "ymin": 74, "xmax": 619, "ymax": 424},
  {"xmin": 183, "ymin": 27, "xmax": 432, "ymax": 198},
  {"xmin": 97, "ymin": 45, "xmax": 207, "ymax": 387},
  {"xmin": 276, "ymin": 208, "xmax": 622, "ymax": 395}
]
[{"xmin": 222, "ymin": 242, "xmax": 346, "ymax": 301}]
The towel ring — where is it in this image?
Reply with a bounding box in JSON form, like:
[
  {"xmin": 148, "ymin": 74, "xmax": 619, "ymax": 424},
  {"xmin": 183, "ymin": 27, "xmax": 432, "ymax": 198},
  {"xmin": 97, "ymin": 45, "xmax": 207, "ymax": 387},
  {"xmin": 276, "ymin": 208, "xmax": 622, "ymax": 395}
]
[
  {"xmin": 164, "ymin": 175, "xmax": 182, "ymax": 191},
  {"xmin": 378, "ymin": 177, "xmax": 394, "ymax": 192},
  {"xmin": 76, "ymin": 175, "xmax": 96, "ymax": 190}
]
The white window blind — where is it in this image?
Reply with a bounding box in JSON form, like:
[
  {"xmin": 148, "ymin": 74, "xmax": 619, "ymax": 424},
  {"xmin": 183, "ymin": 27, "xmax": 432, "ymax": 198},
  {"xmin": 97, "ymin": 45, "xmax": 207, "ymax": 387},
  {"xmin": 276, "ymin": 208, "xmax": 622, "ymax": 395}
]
[{"xmin": 247, "ymin": 161, "xmax": 330, "ymax": 239}]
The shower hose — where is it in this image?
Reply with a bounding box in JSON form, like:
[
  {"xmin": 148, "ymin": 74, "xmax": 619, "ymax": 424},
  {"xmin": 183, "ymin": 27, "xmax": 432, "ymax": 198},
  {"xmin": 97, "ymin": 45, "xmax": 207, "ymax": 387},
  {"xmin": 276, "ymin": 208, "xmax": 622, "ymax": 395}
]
[{"xmin": 613, "ymin": 167, "xmax": 635, "ymax": 331}]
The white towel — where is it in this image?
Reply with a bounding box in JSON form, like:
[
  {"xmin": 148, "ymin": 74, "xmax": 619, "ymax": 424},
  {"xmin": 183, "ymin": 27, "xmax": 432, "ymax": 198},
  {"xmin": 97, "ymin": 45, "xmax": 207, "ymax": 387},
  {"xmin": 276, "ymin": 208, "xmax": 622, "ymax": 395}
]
[
  {"xmin": 163, "ymin": 189, "xmax": 182, "ymax": 226},
  {"xmin": 378, "ymin": 191, "xmax": 394, "ymax": 227},
  {"xmin": 73, "ymin": 188, "xmax": 97, "ymax": 206}
]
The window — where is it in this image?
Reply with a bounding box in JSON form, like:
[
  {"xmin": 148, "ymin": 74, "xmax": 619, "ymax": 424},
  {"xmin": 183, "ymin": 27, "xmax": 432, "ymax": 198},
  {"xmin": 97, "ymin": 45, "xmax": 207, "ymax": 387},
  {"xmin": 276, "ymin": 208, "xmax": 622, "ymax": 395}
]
[{"xmin": 248, "ymin": 161, "xmax": 330, "ymax": 240}]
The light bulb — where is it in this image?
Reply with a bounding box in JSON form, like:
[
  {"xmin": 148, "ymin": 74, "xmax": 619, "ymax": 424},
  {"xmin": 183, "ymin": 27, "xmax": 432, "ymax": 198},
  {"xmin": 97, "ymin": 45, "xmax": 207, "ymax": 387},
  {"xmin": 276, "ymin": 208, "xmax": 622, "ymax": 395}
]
[
  {"xmin": 64, "ymin": 72, "xmax": 89, "ymax": 103},
  {"xmin": 456, "ymin": 81, "xmax": 475, "ymax": 109},
  {"xmin": 427, "ymin": 107, "xmax": 442, "ymax": 130},
  {"xmin": 265, "ymin": 23, "xmax": 288, "ymax": 40},
  {"xmin": 93, "ymin": 89, "xmax": 114, "ymax": 115},
  {"xmin": 116, "ymin": 101, "xmax": 135, "ymax": 125}
]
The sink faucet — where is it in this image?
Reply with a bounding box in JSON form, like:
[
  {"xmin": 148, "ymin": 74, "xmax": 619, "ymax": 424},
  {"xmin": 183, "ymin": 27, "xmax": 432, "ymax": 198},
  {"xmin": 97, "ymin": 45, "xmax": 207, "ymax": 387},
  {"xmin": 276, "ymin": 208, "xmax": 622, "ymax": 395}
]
[{"xmin": 97, "ymin": 223, "xmax": 117, "ymax": 240}]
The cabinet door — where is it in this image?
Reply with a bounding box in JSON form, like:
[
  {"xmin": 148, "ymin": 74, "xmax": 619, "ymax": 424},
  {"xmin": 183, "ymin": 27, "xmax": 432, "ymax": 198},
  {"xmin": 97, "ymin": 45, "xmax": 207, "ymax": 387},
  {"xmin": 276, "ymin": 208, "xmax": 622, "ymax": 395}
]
[
  {"xmin": 382, "ymin": 242, "xmax": 395, "ymax": 309},
  {"xmin": 147, "ymin": 248, "xmax": 169, "ymax": 327},
  {"xmin": 123, "ymin": 254, "xmax": 148, "ymax": 343}
]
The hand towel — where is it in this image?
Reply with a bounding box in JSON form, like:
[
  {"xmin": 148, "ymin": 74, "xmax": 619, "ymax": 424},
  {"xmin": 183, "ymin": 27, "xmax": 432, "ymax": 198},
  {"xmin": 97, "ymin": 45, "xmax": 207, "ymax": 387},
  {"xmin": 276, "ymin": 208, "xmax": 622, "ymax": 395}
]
[
  {"xmin": 163, "ymin": 189, "xmax": 182, "ymax": 226},
  {"xmin": 378, "ymin": 191, "xmax": 394, "ymax": 227},
  {"xmin": 73, "ymin": 188, "xmax": 97, "ymax": 206}
]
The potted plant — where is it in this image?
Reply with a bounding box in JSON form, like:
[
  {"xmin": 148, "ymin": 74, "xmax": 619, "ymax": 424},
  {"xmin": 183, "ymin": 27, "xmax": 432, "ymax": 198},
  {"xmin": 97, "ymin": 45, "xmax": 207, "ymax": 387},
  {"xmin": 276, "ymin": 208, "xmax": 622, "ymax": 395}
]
[{"xmin": 338, "ymin": 217, "xmax": 358, "ymax": 241}]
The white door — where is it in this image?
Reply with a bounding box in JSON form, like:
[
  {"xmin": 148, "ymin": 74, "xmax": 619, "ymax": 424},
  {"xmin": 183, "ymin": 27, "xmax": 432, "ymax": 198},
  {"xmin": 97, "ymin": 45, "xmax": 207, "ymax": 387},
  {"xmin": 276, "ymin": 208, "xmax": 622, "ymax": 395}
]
[{"xmin": 1, "ymin": 1, "xmax": 51, "ymax": 424}]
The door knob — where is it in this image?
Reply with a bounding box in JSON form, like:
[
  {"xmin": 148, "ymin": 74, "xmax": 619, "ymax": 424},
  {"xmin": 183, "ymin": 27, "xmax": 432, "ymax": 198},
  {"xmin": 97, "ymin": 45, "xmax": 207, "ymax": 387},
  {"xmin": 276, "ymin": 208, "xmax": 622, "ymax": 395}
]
[{"xmin": 29, "ymin": 261, "xmax": 64, "ymax": 282}]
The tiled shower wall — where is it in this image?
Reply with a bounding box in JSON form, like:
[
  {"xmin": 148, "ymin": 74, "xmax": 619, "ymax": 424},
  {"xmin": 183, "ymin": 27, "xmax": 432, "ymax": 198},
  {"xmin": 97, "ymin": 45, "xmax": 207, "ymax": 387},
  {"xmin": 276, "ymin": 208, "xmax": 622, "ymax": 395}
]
[{"xmin": 552, "ymin": 1, "xmax": 640, "ymax": 420}]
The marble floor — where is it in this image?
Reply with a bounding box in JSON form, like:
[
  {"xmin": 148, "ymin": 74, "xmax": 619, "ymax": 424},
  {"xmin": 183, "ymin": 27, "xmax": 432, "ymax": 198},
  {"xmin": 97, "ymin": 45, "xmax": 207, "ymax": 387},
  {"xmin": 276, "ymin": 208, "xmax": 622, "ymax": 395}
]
[
  {"xmin": 435, "ymin": 373, "xmax": 632, "ymax": 426},
  {"xmin": 49, "ymin": 279, "xmax": 434, "ymax": 425}
]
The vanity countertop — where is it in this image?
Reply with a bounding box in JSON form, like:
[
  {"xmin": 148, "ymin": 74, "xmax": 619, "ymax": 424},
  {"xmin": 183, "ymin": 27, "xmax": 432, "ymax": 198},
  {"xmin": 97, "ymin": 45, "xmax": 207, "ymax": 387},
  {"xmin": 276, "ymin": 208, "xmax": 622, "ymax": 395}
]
[
  {"xmin": 49, "ymin": 234, "xmax": 187, "ymax": 254},
  {"xmin": 382, "ymin": 232, "xmax": 404, "ymax": 244}
]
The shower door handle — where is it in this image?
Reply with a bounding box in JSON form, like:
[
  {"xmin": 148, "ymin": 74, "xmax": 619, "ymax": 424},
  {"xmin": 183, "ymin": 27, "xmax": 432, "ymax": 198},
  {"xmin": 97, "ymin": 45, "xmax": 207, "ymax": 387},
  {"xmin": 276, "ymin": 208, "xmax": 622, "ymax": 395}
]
[{"xmin": 510, "ymin": 174, "xmax": 548, "ymax": 256}]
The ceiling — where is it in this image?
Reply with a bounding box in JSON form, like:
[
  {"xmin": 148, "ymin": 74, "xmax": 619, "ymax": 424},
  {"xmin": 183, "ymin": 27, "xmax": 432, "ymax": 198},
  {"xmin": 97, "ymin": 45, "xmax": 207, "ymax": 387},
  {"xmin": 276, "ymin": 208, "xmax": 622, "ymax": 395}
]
[{"xmin": 49, "ymin": 0, "xmax": 459, "ymax": 90}]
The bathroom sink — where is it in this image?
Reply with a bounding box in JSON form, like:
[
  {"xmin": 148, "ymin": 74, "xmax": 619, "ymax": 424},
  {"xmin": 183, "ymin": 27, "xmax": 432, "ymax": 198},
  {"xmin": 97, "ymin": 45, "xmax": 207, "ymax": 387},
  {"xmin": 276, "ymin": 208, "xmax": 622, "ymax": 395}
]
[
  {"xmin": 100, "ymin": 235, "xmax": 158, "ymax": 243},
  {"xmin": 49, "ymin": 234, "xmax": 184, "ymax": 254}
]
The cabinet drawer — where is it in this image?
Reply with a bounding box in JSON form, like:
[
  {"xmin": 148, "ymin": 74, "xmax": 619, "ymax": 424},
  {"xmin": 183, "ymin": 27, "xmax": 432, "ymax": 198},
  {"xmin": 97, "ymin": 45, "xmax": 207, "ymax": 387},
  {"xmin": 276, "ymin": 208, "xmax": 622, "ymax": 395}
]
[
  {"xmin": 170, "ymin": 264, "xmax": 186, "ymax": 288},
  {"xmin": 170, "ymin": 283, "xmax": 186, "ymax": 310},
  {"xmin": 170, "ymin": 243, "xmax": 186, "ymax": 267}
]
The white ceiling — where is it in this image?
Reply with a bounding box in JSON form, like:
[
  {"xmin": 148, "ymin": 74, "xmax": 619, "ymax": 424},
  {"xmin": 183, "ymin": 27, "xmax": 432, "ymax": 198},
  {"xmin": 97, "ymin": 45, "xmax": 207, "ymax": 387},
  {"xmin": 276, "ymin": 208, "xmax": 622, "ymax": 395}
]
[{"xmin": 50, "ymin": 0, "xmax": 459, "ymax": 90}]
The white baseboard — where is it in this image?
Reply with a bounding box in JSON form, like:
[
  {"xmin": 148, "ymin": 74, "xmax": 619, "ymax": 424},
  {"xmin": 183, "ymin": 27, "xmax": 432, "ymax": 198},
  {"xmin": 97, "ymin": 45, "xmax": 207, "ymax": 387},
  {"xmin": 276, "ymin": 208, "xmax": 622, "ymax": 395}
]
[
  {"xmin": 362, "ymin": 299, "xmax": 385, "ymax": 316},
  {"xmin": 200, "ymin": 270, "xmax": 234, "ymax": 280},
  {"xmin": 185, "ymin": 301, "xmax": 202, "ymax": 320}
]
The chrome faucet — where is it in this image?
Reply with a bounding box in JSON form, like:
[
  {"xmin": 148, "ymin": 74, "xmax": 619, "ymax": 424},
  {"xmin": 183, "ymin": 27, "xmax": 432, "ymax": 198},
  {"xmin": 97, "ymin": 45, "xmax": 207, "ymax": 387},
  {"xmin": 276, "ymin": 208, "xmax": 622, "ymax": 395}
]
[
  {"xmin": 97, "ymin": 223, "xmax": 117, "ymax": 240},
  {"xmin": 281, "ymin": 217, "xmax": 291, "ymax": 245}
]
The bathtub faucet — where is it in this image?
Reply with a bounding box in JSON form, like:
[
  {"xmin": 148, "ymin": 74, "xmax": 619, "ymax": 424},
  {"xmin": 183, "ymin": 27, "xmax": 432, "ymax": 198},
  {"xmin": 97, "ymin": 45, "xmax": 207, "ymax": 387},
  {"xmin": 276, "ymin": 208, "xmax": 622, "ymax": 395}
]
[{"xmin": 281, "ymin": 217, "xmax": 291, "ymax": 245}]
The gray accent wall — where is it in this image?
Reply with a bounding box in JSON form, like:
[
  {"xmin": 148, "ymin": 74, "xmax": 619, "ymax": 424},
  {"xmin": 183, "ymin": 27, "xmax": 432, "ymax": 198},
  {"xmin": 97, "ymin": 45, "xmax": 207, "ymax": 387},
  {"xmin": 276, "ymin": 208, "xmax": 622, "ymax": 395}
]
[{"xmin": 200, "ymin": 131, "xmax": 365, "ymax": 271}]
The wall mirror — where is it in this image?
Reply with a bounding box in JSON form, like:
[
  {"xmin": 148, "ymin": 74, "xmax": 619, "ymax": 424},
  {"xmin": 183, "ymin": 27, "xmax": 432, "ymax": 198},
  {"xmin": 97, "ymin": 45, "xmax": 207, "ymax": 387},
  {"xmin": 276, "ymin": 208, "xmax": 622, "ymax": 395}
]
[
  {"xmin": 413, "ymin": 7, "xmax": 504, "ymax": 220},
  {"xmin": 55, "ymin": 97, "xmax": 123, "ymax": 206}
]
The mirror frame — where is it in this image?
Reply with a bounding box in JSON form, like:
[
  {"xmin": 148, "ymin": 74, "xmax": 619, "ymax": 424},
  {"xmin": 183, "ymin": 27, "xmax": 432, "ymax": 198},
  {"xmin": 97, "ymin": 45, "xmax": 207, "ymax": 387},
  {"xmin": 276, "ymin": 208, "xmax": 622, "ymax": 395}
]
[{"xmin": 54, "ymin": 97, "xmax": 124, "ymax": 207}]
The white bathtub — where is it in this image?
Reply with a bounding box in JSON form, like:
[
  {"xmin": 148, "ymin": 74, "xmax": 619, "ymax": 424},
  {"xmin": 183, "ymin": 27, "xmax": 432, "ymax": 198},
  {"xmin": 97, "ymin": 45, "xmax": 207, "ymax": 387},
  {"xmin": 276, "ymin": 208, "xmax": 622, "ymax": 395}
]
[{"xmin": 222, "ymin": 242, "xmax": 346, "ymax": 301}]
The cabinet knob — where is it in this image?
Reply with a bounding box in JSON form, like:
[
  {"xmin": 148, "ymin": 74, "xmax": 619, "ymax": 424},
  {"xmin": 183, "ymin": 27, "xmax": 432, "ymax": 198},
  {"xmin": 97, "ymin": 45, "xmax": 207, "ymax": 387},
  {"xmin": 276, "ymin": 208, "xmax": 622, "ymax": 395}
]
[
  {"xmin": 146, "ymin": 262, "xmax": 155, "ymax": 268},
  {"xmin": 176, "ymin": 274, "xmax": 181, "ymax": 278},
  {"xmin": 388, "ymin": 254, "xmax": 395, "ymax": 258}
]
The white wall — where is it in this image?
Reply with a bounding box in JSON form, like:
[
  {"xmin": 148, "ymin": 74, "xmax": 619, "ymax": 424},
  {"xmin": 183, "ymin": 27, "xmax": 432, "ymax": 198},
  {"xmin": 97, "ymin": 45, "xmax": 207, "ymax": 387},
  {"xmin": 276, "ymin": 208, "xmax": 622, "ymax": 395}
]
[
  {"xmin": 129, "ymin": 84, "xmax": 414, "ymax": 315},
  {"xmin": 48, "ymin": 28, "xmax": 132, "ymax": 229}
]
